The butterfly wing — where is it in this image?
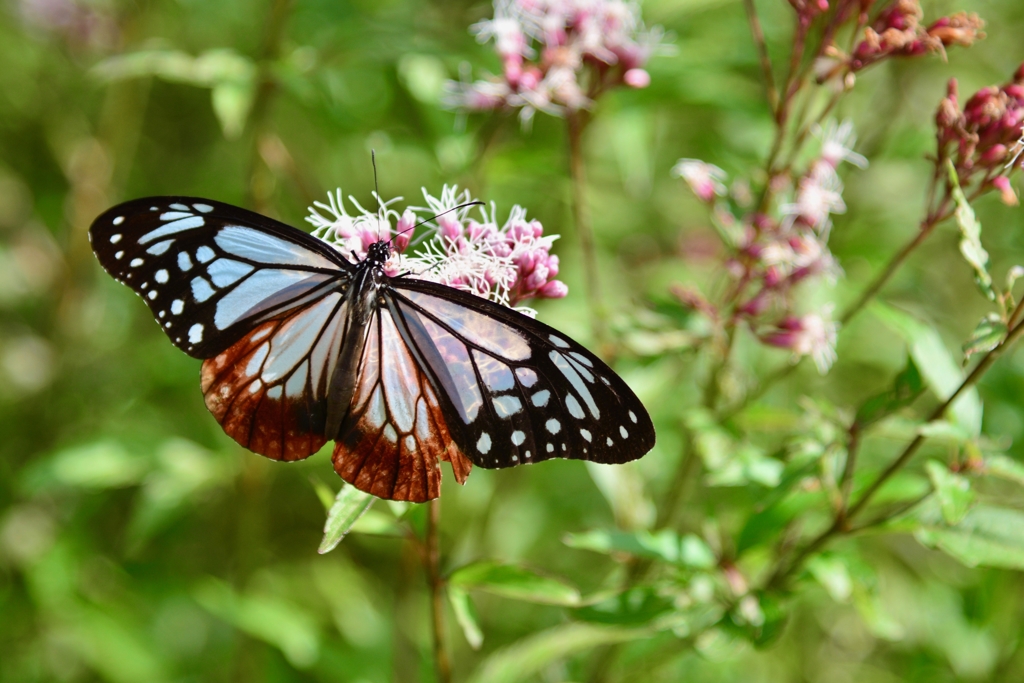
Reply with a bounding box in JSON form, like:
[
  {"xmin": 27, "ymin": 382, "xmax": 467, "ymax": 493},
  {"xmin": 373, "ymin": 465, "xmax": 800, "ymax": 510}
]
[
  {"xmin": 387, "ymin": 278, "xmax": 656, "ymax": 470},
  {"xmin": 329, "ymin": 304, "xmax": 473, "ymax": 502},
  {"xmin": 91, "ymin": 196, "xmax": 357, "ymax": 463},
  {"xmin": 89, "ymin": 197, "xmax": 351, "ymax": 358}
]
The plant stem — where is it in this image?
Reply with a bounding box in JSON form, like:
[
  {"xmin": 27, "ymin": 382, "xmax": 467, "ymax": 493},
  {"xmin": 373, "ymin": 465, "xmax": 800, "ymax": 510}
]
[
  {"xmin": 245, "ymin": 0, "xmax": 294, "ymax": 212},
  {"xmin": 426, "ymin": 498, "xmax": 452, "ymax": 683},
  {"xmin": 768, "ymin": 317, "xmax": 1024, "ymax": 589},
  {"xmin": 567, "ymin": 110, "xmax": 607, "ymax": 345},
  {"xmin": 743, "ymin": 0, "xmax": 778, "ymax": 113}
]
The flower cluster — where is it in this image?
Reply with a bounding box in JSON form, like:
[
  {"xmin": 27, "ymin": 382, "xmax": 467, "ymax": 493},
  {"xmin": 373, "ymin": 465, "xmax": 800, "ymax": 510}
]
[
  {"xmin": 444, "ymin": 0, "xmax": 665, "ymax": 122},
  {"xmin": 305, "ymin": 186, "xmax": 567, "ymax": 312},
  {"xmin": 814, "ymin": 0, "xmax": 983, "ymax": 85},
  {"xmin": 18, "ymin": 0, "xmax": 117, "ymax": 50},
  {"xmin": 674, "ymin": 122, "xmax": 865, "ymax": 373},
  {"xmin": 936, "ymin": 64, "xmax": 1024, "ymax": 204}
]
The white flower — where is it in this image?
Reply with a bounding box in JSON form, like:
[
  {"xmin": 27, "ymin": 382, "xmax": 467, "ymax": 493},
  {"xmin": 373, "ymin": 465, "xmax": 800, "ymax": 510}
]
[
  {"xmin": 815, "ymin": 119, "xmax": 868, "ymax": 169},
  {"xmin": 781, "ymin": 163, "xmax": 846, "ymax": 230},
  {"xmin": 672, "ymin": 159, "xmax": 728, "ymax": 202}
]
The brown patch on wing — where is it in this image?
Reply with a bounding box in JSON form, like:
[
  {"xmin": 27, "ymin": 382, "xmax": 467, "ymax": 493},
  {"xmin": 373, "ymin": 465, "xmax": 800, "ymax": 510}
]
[
  {"xmin": 332, "ymin": 312, "xmax": 472, "ymax": 502},
  {"xmin": 202, "ymin": 319, "xmax": 328, "ymax": 461}
]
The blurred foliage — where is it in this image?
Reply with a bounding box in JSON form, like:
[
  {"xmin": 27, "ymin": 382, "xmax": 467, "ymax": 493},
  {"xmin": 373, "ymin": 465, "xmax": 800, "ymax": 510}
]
[{"xmin": 4, "ymin": 0, "xmax": 1024, "ymax": 681}]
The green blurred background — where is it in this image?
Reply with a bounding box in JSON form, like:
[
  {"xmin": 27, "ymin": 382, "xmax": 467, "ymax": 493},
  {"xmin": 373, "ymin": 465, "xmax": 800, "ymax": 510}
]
[{"xmin": 4, "ymin": 0, "xmax": 1024, "ymax": 681}]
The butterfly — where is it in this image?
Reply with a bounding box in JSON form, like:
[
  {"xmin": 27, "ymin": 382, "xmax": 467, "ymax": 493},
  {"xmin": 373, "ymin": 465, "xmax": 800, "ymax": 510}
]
[{"xmin": 89, "ymin": 197, "xmax": 656, "ymax": 502}]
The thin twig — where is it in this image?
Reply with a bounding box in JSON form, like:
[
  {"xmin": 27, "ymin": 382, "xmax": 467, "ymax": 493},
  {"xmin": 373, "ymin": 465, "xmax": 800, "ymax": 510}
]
[
  {"xmin": 567, "ymin": 110, "xmax": 607, "ymax": 346},
  {"xmin": 743, "ymin": 0, "xmax": 778, "ymax": 113},
  {"xmin": 426, "ymin": 499, "xmax": 452, "ymax": 683},
  {"xmin": 768, "ymin": 317, "xmax": 1024, "ymax": 588}
]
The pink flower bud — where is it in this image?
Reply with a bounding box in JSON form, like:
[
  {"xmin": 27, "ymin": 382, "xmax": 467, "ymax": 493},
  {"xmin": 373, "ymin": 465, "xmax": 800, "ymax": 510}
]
[
  {"xmin": 623, "ymin": 68, "xmax": 651, "ymax": 88},
  {"xmin": 538, "ymin": 280, "xmax": 569, "ymax": 298},
  {"xmin": 993, "ymin": 176, "xmax": 1019, "ymax": 205}
]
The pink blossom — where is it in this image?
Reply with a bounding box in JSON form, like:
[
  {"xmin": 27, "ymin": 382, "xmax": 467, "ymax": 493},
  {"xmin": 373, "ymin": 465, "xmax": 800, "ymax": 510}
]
[
  {"xmin": 445, "ymin": 0, "xmax": 667, "ymax": 121},
  {"xmin": 760, "ymin": 310, "xmax": 838, "ymax": 373},
  {"xmin": 672, "ymin": 159, "xmax": 728, "ymax": 203},
  {"xmin": 307, "ymin": 185, "xmax": 567, "ymax": 312}
]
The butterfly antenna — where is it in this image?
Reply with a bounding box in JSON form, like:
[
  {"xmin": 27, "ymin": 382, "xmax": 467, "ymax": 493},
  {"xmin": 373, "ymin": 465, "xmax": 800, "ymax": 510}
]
[
  {"xmin": 390, "ymin": 201, "xmax": 485, "ymax": 246},
  {"xmin": 371, "ymin": 150, "xmax": 385, "ymax": 242}
]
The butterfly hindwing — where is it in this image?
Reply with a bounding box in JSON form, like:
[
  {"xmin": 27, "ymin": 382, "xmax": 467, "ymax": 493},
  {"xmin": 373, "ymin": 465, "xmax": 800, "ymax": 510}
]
[
  {"xmin": 389, "ymin": 279, "xmax": 656, "ymax": 470},
  {"xmin": 200, "ymin": 290, "xmax": 352, "ymax": 461},
  {"xmin": 89, "ymin": 197, "xmax": 351, "ymax": 358},
  {"xmin": 330, "ymin": 307, "xmax": 472, "ymax": 501}
]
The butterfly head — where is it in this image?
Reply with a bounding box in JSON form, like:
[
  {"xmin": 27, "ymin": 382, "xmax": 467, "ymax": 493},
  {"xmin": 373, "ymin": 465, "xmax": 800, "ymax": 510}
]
[{"xmin": 366, "ymin": 240, "xmax": 392, "ymax": 266}]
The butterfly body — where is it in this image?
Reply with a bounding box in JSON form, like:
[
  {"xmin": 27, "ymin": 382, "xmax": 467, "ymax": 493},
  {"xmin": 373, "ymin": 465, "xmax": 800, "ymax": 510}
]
[{"xmin": 90, "ymin": 197, "xmax": 655, "ymax": 502}]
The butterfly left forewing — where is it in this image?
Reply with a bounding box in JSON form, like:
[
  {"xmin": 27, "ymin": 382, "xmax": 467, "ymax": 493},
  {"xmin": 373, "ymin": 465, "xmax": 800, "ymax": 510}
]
[
  {"xmin": 390, "ymin": 279, "xmax": 656, "ymax": 470},
  {"xmin": 89, "ymin": 197, "xmax": 351, "ymax": 358}
]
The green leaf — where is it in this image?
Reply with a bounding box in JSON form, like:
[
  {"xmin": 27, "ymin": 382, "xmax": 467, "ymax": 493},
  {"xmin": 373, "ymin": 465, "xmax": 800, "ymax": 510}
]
[
  {"xmin": 872, "ymin": 302, "xmax": 983, "ymax": 435},
  {"xmin": 984, "ymin": 453, "xmax": 1024, "ymax": 486},
  {"xmin": 193, "ymin": 579, "xmax": 320, "ymax": 668},
  {"xmin": 916, "ymin": 505, "xmax": 1024, "ymax": 569},
  {"xmin": 855, "ymin": 355, "xmax": 924, "ymax": 426},
  {"xmin": 573, "ymin": 586, "xmax": 676, "ymax": 625},
  {"xmin": 93, "ymin": 49, "xmax": 256, "ymax": 139},
  {"xmin": 448, "ymin": 586, "xmax": 484, "ymax": 650},
  {"xmin": 925, "ymin": 460, "xmax": 974, "ymax": 524},
  {"xmin": 564, "ymin": 529, "xmax": 716, "ymax": 568},
  {"xmin": 947, "ymin": 159, "xmax": 996, "ymax": 301},
  {"xmin": 806, "ymin": 554, "xmax": 853, "ymax": 602},
  {"xmin": 448, "ymin": 561, "xmax": 581, "ymax": 606},
  {"xmin": 963, "ymin": 314, "xmax": 1007, "ymax": 362},
  {"xmin": 466, "ymin": 623, "xmax": 650, "ymax": 683},
  {"xmin": 318, "ymin": 484, "xmax": 375, "ymax": 554},
  {"xmin": 22, "ymin": 441, "xmax": 150, "ymax": 492}
]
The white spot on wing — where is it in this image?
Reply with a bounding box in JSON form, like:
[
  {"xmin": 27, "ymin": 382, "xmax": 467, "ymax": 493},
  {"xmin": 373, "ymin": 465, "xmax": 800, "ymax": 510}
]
[
  {"xmin": 267, "ymin": 385, "xmax": 283, "ymax": 399},
  {"xmin": 214, "ymin": 270, "xmax": 328, "ymax": 330},
  {"xmin": 110, "ymin": 233, "xmax": 122, "ymax": 243},
  {"xmin": 531, "ymin": 390, "xmax": 550, "ymax": 407},
  {"xmin": 191, "ymin": 277, "xmax": 215, "ymax": 302},
  {"xmin": 515, "ymin": 367, "xmax": 539, "ymax": 387},
  {"xmin": 511, "ymin": 430, "xmax": 526, "ymax": 445},
  {"xmin": 171, "ymin": 299, "xmax": 184, "ymax": 315},
  {"xmin": 196, "ymin": 246, "xmax": 215, "ymax": 263},
  {"xmin": 139, "ymin": 216, "xmax": 205, "ymax": 244},
  {"xmin": 208, "ymin": 258, "xmax": 255, "ymax": 287},
  {"xmin": 565, "ymin": 394, "xmax": 585, "ymax": 419},
  {"xmin": 550, "ymin": 351, "xmax": 599, "ymax": 419},
  {"xmin": 285, "ymin": 361, "xmax": 308, "ymax": 397},
  {"xmin": 193, "ymin": 203, "xmax": 214, "ymax": 213},
  {"xmin": 549, "ymin": 334, "xmax": 570, "ymax": 348},
  {"xmin": 112, "ymin": 216, "xmax": 124, "ymax": 226},
  {"xmin": 402, "ymin": 290, "xmax": 532, "ymax": 360},
  {"xmin": 383, "ymin": 424, "xmax": 398, "ymax": 443},
  {"xmin": 629, "ymin": 410, "xmax": 637, "ymax": 424},
  {"xmin": 155, "ymin": 269, "xmax": 169, "ymax": 284},
  {"xmin": 147, "ymin": 240, "xmax": 174, "ymax": 256},
  {"xmin": 188, "ymin": 323, "xmax": 204, "ymax": 344},
  {"xmin": 367, "ymin": 387, "xmax": 386, "ymax": 429},
  {"xmin": 545, "ymin": 419, "xmax": 561, "ymax": 434},
  {"xmin": 620, "ymin": 425, "xmax": 628, "ymax": 438},
  {"xmin": 160, "ymin": 211, "xmax": 192, "ymax": 221},
  {"xmin": 214, "ymin": 225, "xmax": 337, "ymax": 269},
  {"xmin": 405, "ymin": 435, "xmax": 416, "ymax": 452},
  {"xmin": 147, "ymin": 290, "xmax": 158, "ymax": 300},
  {"xmin": 178, "ymin": 252, "xmax": 193, "ymax": 271},
  {"xmin": 130, "ymin": 258, "xmax": 144, "ymax": 267},
  {"xmin": 246, "ymin": 343, "xmax": 270, "ymax": 376},
  {"xmin": 477, "ymin": 432, "xmax": 492, "ymax": 454},
  {"xmin": 569, "ymin": 352, "xmax": 593, "ymax": 368},
  {"xmin": 581, "ymin": 429, "xmax": 592, "ymax": 442},
  {"xmin": 115, "ymin": 251, "xmax": 124, "ymax": 259},
  {"xmin": 492, "ymin": 395, "xmax": 523, "ymax": 418},
  {"xmin": 546, "ymin": 443, "xmax": 554, "ymax": 453},
  {"xmin": 170, "ymin": 203, "xmax": 189, "ymax": 211}
]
